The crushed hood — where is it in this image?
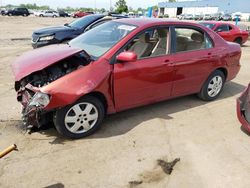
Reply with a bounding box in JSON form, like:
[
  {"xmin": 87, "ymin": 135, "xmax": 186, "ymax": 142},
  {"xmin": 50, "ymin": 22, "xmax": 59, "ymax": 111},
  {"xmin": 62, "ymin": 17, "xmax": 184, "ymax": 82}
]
[{"xmin": 12, "ymin": 44, "xmax": 83, "ymax": 81}]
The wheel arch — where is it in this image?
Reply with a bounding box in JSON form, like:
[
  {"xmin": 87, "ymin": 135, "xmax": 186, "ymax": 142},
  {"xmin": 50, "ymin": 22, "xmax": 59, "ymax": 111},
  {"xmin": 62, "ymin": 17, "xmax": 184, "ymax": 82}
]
[
  {"xmin": 216, "ymin": 67, "xmax": 228, "ymax": 80},
  {"xmin": 83, "ymin": 91, "xmax": 108, "ymax": 113}
]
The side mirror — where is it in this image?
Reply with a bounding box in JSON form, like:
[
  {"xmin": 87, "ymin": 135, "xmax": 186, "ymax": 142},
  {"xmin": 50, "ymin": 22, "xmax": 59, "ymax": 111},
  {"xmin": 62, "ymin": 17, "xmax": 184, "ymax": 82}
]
[
  {"xmin": 116, "ymin": 51, "xmax": 137, "ymax": 62},
  {"xmin": 64, "ymin": 23, "xmax": 69, "ymax": 26}
]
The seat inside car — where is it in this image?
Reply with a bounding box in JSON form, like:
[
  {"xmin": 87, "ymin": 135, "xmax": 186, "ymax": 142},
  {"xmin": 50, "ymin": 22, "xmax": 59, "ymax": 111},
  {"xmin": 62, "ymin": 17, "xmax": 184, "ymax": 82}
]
[
  {"xmin": 186, "ymin": 32, "xmax": 205, "ymax": 51},
  {"xmin": 151, "ymin": 28, "xmax": 168, "ymax": 56},
  {"xmin": 128, "ymin": 33, "xmax": 153, "ymax": 58}
]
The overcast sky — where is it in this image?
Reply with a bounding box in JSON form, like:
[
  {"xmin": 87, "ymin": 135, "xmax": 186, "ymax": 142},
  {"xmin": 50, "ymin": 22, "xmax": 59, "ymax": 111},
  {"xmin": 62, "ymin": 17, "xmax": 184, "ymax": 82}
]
[{"xmin": 1, "ymin": 0, "xmax": 166, "ymax": 9}]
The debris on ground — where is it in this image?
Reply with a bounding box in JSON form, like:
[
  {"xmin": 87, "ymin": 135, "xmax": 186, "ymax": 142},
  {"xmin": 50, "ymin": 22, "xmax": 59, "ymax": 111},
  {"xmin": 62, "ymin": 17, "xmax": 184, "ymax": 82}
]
[
  {"xmin": 157, "ymin": 158, "xmax": 180, "ymax": 175},
  {"xmin": 0, "ymin": 144, "xmax": 18, "ymax": 159}
]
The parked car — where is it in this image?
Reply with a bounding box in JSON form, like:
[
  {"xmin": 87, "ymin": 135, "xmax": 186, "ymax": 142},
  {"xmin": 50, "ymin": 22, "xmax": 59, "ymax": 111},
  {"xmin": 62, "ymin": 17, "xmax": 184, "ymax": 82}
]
[
  {"xmin": 203, "ymin": 14, "xmax": 212, "ymax": 20},
  {"xmin": 13, "ymin": 19, "xmax": 241, "ymax": 138},
  {"xmin": 37, "ymin": 10, "xmax": 59, "ymax": 17},
  {"xmin": 177, "ymin": 14, "xmax": 184, "ymax": 20},
  {"xmin": 237, "ymin": 84, "xmax": 250, "ymax": 133},
  {"xmin": 200, "ymin": 22, "xmax": 249, "ymax": 45},
  {"xmin": 211, "ymin": 13, "xmax": 223, "ymax": 21},
  {"xmin": 72, "ymin": 11, "xmax": 94, "ymax": 18},
  {"xmin": 194, "ymin": 14, "xmax": 203, "ymax": 20},
  {"xmin": 222, "ymin": 14, "xmax": 232, "ymax": 21},
  {"xmin": 58, "ymin": 10, "xmax": 69, "ymax": 17},
  {"xmin": 6, "ymin": 7, "xmax": 30, "ymax": 16},
  {"xmin": 0, "ymin": 8, "xmax": 7, "ymax": 15},
  {"xmin": 31, "ymin": 14, "xmax": 127, "ymax": 48},
  {"xmin": 183, "ymin": 14, "xmax": 194, "ymax": 20},
  {"xmin": 233, "ymin": 13, "xmax": 242, "ymax": 21}
]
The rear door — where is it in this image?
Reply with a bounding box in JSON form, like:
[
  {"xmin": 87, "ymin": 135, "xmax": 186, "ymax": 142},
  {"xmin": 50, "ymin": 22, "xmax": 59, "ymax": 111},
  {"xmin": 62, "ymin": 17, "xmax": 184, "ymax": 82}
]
[
  {"xmin": 113, "ymin": 26, "xmax": 175, "ymax": 111},
  {"xmin": 170, "ymin": 26, "xmax": 218, "ymax": 96}
]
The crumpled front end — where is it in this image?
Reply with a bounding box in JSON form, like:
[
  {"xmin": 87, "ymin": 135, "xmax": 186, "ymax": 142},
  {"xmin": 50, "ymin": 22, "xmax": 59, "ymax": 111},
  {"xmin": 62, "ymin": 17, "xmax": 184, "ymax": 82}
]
[
  {"xmin": 237, "ymin": 84, "xmax": 250, "ymax": 132},
  {"xmin": 13, "ymin": 47, "xmax": 93, "ymax": 129},
  {"xmin": 15, "ymin": 83, "xmax": 52, "ymax": 129}
]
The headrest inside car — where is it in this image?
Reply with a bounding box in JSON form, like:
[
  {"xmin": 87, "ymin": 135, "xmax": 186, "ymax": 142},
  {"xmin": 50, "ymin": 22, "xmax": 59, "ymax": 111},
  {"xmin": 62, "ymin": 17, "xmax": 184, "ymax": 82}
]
[
  {"xmin": 139, "ymin": 33, "xmax": 150, "ymax": 43},
  {"xmin": 191, "ymin": 33, "xmax": 204, "ymax": 43}
]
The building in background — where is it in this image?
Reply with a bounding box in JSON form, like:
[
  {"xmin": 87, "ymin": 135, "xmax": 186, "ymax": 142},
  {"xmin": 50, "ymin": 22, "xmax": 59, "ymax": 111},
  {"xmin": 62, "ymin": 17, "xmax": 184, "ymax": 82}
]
[{"xmin": 158, "ymin": 0, "xmax": 250, "ymax": 20}]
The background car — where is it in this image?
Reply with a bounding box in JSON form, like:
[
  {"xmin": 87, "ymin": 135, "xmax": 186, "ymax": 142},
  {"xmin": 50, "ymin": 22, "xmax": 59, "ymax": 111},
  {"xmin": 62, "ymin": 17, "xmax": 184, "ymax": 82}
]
[
  {"xmin": 222, "ymin": 14, "xmax": 232, "ymax": 21},
  {"xmin": 38, "ymin": 10, "xmax": 59, "ymax": 17},
  {"xmin": 72, "ymin": 11, "xmax": 94, "ymax": 18},
  {"xmin": 183, "ymin": 14, "xmax": 194, "ymax": 20},
  {"xmin": 203, "ymin": 14, "xmax": 212, "ymax": 20},
  {"xmin": 194, "ymin": 14, "xmax": 204, "ymax": 20},
  {"xmin": 14, "ymin": 19, "xmax": 241, "ymax": 138},
  {"xmin": 6, "ymin": 7, "xmax": 30, "ymax": 16},
  {"xmin": 237, "ymin": 84, "xmax": 250, "ymax": 133},
  {"xmin": 200, "ymin": 22, "xmax": 249, "ymax": 45},
  {"xmin": 58, "ymin": 10, "xmax": 69, "ymax": 17},
  {"xmin": 0, "ymin": 8, "xmax": 7, "ymax": 15},
  {"xmin": 31, "ymin": 14, "xmax": 127, "ymax": 48}
]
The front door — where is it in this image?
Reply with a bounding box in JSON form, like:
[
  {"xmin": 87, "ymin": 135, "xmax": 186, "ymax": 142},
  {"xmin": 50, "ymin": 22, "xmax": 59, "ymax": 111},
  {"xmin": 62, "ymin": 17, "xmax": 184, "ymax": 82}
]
[{"xmin": 113, "ymin": 27, "xmax": 175, "ymax": 111}]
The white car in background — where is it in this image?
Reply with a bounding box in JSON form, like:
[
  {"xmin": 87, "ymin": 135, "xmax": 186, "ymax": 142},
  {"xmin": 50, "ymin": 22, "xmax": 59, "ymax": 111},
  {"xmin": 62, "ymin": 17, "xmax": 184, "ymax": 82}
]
[{"xmin": 35, "ymin": 10, "xmax": 59, "ymax": 17}]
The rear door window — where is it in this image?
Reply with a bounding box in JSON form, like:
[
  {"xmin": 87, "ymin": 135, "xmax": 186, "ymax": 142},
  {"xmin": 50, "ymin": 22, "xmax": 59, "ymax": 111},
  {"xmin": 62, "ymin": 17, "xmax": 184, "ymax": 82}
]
[{"xmin": 174, "ymin": 27, "xmax": 213, "ymax": 53}]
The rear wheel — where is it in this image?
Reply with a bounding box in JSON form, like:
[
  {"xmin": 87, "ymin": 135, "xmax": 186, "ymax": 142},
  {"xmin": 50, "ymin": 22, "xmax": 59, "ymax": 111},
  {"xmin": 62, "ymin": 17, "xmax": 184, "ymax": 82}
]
[
  {"xmin": 198, "ymin": 70, "xmax": 225, "ymax": 101},
  {"xmin": 234, "ymin": 37, "xmax": 242, "ymax": 45},
  {"xmin": 54, "ymin": 96, "xmax": 105, "ymax": 139}
]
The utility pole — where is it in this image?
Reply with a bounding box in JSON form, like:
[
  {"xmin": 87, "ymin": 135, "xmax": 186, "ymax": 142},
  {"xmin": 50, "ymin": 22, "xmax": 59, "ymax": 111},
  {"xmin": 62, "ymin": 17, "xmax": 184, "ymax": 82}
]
[{"xmin": 110, "ymin": 0, "xmax": 112, "ymax": 12}]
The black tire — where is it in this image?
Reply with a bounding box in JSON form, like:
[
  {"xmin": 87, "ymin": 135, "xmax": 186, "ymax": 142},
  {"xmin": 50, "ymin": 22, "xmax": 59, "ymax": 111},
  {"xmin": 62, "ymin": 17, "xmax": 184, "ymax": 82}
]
[
  {"xmin": 39, "ymin": 14, "xmax": 43, "ymax": 17},
  {"xmin": 234, "ymin": 37, "xmax": 242, "ymax": 45},
  {"xmin": 54, "ymin": 96, "xmax": 105, "ymax": 139},
  {"xmin": 198, "ymin": 70, "xmax": 225, "ymax": 101}
]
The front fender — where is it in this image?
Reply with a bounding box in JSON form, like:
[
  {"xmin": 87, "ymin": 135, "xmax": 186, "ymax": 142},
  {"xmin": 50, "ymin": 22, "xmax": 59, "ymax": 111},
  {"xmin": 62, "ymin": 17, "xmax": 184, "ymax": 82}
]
[{"xmin": 40, "ymin": 59, "xmax": 113, "ymax": 111}]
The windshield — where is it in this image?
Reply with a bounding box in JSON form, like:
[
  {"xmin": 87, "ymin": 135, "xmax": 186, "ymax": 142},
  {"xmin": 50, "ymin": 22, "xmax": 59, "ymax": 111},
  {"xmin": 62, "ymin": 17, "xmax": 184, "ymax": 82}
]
[
  {"xmin": 69, "ymin": 21, "xmax": 137, "ymax": 58},
  {"xmin": 200, "ymin": 23, "xmax": 216, "ymax": 29},
  {"xmin": 68, "ymin": 15, "xmax": 103, "ymax": 29}
]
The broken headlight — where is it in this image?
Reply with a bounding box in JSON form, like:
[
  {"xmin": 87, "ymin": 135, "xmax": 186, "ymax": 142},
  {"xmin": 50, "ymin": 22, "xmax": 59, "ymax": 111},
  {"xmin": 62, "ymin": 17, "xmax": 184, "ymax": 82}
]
[
  {"xmin": 39, "ymin": 35, "xmax": 54, "ymax": 41},
  {"xmin": 29, "ymin": 92, "xmax": 50, "ymax": 107}
]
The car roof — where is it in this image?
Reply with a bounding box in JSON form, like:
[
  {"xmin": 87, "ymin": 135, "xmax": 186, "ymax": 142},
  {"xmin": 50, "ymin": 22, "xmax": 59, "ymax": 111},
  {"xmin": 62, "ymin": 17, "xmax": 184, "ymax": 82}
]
[{"xmin": 113, "ymin": 18, "xmax": 203, "ymax": 28}]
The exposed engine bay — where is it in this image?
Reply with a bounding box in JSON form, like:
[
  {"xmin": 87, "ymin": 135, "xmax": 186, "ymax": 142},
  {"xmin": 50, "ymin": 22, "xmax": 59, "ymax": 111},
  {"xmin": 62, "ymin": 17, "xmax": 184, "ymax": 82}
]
[{"xmin": 16, "ymin": 52, "xmax": 91, "ymax": 90}]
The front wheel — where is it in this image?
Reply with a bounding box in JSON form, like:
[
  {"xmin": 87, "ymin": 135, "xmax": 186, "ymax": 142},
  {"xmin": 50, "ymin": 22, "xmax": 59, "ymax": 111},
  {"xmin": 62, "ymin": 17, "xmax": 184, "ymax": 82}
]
[
  {"xmin": 198, "ymin": 70, "xmax": 225, "ymax": 101},
  {"xmin": 54, "ymin": 96, "xmax": 105, "ymax": 139}
]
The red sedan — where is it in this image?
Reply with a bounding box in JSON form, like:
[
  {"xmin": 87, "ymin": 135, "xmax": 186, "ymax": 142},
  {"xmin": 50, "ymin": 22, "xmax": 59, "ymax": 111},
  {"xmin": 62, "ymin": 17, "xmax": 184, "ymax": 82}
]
[
  {"xmin": 72, "ymin": 11, "xmax": 93, "ymax": 18},
  {"xmin": 200, "ymin": 21, "xmax": 249, "ymax": 45},
  {"xmin": 237, "ymin": 84, "xmax": 250, "ymax": 133},
  {"xmin": 12, "ymin": 19, "xmax": 241, "ymax": 138}
]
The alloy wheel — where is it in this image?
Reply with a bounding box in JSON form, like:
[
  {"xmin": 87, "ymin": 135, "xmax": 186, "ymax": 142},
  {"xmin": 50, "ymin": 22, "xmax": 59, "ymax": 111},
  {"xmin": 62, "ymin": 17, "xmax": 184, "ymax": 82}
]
[
  {"xmin": 64, "ymin": 102, "xmax": 98, "ymax": 134},
  {"xmin": 207, "ymin": 76, "xmax": 223, "ymax": 97}
]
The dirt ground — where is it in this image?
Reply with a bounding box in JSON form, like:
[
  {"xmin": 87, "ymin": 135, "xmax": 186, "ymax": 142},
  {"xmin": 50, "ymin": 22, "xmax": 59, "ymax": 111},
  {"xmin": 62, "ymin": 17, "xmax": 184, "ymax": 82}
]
[{"xmin": 1, "ymin": 16, "xmax": 250, "ymax": 188}]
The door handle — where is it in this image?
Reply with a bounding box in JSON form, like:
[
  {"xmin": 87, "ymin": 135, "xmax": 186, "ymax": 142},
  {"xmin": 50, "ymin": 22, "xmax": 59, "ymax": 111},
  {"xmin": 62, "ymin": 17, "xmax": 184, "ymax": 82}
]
[{"xmin": 162, "ymin": 59, "xmax": 170, "ymax": 65}]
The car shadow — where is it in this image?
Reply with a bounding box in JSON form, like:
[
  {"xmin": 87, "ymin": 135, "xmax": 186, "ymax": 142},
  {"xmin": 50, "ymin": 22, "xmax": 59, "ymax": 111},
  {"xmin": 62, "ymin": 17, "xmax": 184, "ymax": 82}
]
[
  {"xmin": 28, "ymin": 81, "xmax": 246, "ymax": 142},
  {"xmin": 242, "ymin": 44, "xmax": 250, "ymax": 48},
  {"xmin": 90, "ymin": 81, "xmax": 246, "ymax": 139},
  {"xmin": 240, "ymin": 126, "xmax": 250, "ymax": 137}
]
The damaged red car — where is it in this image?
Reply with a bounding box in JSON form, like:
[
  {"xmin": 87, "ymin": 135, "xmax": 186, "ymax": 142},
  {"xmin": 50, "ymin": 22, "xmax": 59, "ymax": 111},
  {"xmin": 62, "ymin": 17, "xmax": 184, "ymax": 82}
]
[
  {"xmin": 237, "ymin": 84, "xmax": 250, "ymax": 133},
  {"xmin": 13, "ymin": 19, "xmax": 241, "ymax": 138}
]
